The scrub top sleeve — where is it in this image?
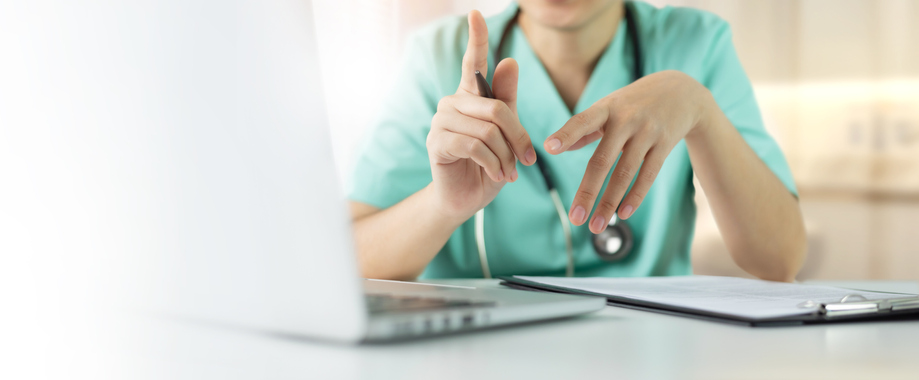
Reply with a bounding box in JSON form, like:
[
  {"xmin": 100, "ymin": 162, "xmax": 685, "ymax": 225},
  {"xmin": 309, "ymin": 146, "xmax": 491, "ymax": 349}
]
[
  {"xmin": 347, "ymin": 34, "xmax": 440, "ymax": 209},
  {"xmin": 701, "ymin": 23, "xmax": 799, "ymax": 197}
]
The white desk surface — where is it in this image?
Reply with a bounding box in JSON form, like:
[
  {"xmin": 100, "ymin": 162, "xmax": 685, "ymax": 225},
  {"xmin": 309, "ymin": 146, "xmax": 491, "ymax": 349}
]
[{"xmin": 97, "ymin": 280, "xmax": 919, "ymax": 380}]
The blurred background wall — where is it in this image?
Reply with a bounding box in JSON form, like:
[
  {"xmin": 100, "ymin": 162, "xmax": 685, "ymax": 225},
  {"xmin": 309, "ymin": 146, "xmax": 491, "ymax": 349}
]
[{"xmin": 313, "ymin": 0, "xmax": 919, "ymax": 281}]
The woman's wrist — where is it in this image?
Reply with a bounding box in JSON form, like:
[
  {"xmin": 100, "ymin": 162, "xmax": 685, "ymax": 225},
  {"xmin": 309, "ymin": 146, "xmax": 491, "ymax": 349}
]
[
  {"xmin": 685, "ymin": 87, "xmax": 726, "ymax": 148},
  {"xmin": 422, "ymin": 183, "xmax": 476, "ymax": 228}
]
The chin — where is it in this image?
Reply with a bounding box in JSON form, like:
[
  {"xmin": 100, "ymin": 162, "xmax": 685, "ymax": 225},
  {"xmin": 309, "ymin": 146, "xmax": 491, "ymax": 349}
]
[{"xmin": 518, "ymin": 0, "xmax": 620, "ymax": 31}]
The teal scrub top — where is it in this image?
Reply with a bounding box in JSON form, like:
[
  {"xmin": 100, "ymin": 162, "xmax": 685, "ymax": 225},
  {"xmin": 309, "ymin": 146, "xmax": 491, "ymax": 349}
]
[{"xmin": 348, "ymin": 1, "xmax": 798, "ymax": 279}]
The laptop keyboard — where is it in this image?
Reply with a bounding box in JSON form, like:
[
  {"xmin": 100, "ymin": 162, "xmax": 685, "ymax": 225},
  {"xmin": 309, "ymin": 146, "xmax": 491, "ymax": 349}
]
[{"xmin": 365, "ymin": 293, "xmax": 496, "ymax": 313}]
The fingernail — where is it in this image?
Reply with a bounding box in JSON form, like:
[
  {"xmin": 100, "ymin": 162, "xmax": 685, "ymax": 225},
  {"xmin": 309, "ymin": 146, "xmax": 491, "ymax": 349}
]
[
  {"xmin": 590, "ymin": 215, "xmax": 606, "ymax": 232},
  {"xmin": 570, "ymin": 206, "xmax": 586, "ymax": 225},
  {"xmin": 510, "ymin": 169, "xmax": 518, "ymax": 182},
  {"xmin": 497, "ymin": 169, "xmax": 504, "ymax": 182},
  {"xmin": 525, "ymin": 148, "xmax": 536, "ymax": 165},
  {"xmin": 547, "ymin": 138, "xmax": 562, "ymax": 152},
  {"xmin": 620, "ymin": 205, "xmax": 634, "ymax": 219}
]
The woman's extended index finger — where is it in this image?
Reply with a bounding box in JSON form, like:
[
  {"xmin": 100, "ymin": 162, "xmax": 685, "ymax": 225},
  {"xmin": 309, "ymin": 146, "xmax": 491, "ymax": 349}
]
[
  {"xmin": 459, "ymin": 10, "xmax": 490, "ymax": 95},
  {"xmin": 545, "ymin": 104, "xmax": 609, "ymax": 154}
]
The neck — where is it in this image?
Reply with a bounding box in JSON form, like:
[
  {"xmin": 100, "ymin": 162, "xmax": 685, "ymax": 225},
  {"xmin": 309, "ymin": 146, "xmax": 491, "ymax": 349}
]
[
  {"xmin": 517, "ymin": 3, "xmax": 623, "ymax": 74},
  {"xmin": 517, "ymin": 2, "xmax": 623, "ymax": 111}
]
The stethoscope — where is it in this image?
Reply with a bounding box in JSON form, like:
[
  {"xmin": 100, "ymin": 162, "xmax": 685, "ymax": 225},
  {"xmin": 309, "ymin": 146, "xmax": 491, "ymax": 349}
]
[{"xmin": 474, "ymin": 1, "xmax": 642, "ymax": 278}]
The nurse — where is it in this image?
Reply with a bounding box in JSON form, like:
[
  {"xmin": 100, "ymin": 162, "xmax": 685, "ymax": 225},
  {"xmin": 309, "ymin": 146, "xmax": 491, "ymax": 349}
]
[{"xmin": 348, "ymin": 0, "xmax": 806, "ymax": 282}]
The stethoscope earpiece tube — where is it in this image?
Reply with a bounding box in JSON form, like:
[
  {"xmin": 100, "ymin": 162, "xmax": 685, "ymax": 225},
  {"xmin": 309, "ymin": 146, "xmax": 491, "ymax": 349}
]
[
  {"xmin": 475, "ymin": 209, "xmax": 491, "ymax": 278},
  {"xmin": 533, "ymin": 152, "xmax": 555, "ymax": 191},
  {"xmin": 548, "ymin": 189, "xmax": 575, "ymax": 277}
]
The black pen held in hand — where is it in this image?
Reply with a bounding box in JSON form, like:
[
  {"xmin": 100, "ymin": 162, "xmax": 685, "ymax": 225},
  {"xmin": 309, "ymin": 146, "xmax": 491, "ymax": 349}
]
[{"xmin": 474, "ymin": 70, "xmax": 495, "ymax": 99}]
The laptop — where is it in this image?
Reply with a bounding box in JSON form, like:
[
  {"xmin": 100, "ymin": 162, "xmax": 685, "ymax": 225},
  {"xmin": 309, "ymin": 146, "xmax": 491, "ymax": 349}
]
[{"xmin": 88, "ymin": 0, "xmax": 604, "ymax": 343}]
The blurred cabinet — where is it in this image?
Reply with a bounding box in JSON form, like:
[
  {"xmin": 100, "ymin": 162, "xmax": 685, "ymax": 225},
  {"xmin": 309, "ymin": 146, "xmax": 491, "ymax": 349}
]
[
  {"xmin": 767, "ymin": 82, "xmax": 919, "ymax": 194},
  {"xmin": 693, "ymin": 197, "xmax": 919, "ymax": 281},
  {"xmin": 797, "ymin": 199, "xmax": 874, "ymax": 280},
  {"xmin": 664, "ymin": 0, "xmax": 919, "ymax": 82},
  {"xmin": 800, "ymin": 197, "xmax": 919, "ymax": 281},
  {"xmin": 877, "ymin": 201, "xmax": 919, "ymax": 280}
]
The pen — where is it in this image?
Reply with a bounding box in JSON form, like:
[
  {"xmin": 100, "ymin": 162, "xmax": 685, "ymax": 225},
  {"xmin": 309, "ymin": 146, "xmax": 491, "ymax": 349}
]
[{"xmin": 474, "ymin": 70, "xmax": 495, "ymax": 99}]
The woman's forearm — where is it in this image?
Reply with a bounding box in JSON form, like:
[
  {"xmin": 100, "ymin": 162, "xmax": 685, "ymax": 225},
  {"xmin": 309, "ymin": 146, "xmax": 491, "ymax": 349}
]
[
  {"xmin": 349, "ymin": 184, "xmax": 467, "ymax": 281},
  {"xmin": 686, "ymin": 96, "xmax": 807, "ymax": 282}
]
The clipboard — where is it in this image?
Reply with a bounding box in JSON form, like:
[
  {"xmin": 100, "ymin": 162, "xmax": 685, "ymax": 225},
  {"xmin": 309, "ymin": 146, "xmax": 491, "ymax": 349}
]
[{"xmin": 499, "ymin": 276, "xmax": 919, "ymax": 326}]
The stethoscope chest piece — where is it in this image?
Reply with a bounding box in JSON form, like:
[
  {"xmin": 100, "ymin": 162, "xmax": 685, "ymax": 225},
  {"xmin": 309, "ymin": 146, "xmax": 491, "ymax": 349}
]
[{"xmin": 592, "ymin": 216, "xmax": 634, "ymax": 262}]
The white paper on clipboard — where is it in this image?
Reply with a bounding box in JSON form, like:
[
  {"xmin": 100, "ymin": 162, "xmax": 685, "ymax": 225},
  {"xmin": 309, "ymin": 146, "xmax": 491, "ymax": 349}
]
[{"xmin": 514, "ymin": 275, "xmax": 917, "ymax": 319}]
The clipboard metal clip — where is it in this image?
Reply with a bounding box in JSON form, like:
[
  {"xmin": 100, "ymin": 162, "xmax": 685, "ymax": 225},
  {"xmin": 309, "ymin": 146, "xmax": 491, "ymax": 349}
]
[{"xmin": 798, "ymin": 294, "xmax": 919, "ymax": 318}]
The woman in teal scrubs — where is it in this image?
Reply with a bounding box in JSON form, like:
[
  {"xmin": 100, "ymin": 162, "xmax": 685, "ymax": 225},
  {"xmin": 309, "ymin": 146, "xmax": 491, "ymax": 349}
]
[{"xmin": 348, "ymin": 0, "xmax": 806, "ymax": 281}]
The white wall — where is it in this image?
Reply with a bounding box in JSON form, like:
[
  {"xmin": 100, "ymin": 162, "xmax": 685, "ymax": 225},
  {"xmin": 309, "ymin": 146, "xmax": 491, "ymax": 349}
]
[{"xmin": 313, "ymin": 0, "xmax": 513, "ymax": 187}]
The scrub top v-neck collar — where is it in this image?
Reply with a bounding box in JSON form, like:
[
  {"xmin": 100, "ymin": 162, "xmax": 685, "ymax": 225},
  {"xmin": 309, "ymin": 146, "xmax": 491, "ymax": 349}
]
[{"xmin": 505, "ymin": 15, "xmax": 632, "ymax": 145}]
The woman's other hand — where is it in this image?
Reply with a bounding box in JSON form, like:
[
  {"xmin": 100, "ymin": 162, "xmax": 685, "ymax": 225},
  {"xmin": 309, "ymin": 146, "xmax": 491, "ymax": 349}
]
[{"xmin": 545, "ymin": 70, "xmax": 713, "ymax": 233}]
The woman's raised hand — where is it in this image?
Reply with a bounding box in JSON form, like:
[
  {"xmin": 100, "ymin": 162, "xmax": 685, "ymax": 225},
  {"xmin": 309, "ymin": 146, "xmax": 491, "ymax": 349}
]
[{"xmin": 427, "ymin": 10, "xmax": 536, "ymax": 220}]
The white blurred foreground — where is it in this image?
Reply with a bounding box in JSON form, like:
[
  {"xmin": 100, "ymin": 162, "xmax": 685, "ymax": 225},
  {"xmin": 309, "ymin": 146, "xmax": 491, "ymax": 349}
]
[{"xmin": 0, "ymin": 1, "xmax": 340, "ymax": 378}]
